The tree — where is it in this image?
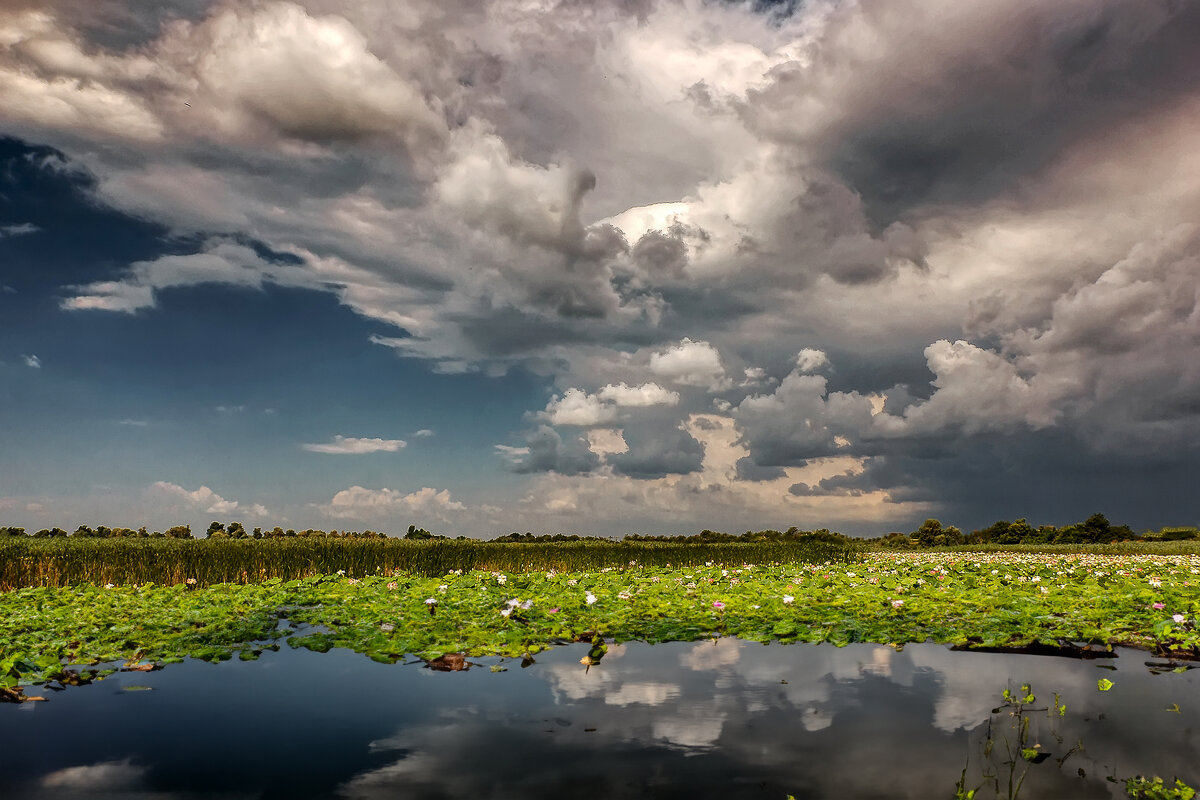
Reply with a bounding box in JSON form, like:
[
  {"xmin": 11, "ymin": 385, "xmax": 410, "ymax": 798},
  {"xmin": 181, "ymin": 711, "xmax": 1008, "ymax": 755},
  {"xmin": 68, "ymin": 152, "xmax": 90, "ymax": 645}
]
[
  {"xmin": 1054, "ymin": 513, "xmax": 1128, "ymax": 544},
  {"xmin": 33, "ymin": 527, "xmax": 67, "ymax": 538},
  {"xmin": 206, "ymin": 521, "xmax": 226, "ymax": 538},
  {"xmin": 909, "ymin": 519, "xmax": 964, "ymax": 547},
  {"xmin": 164, "ymin": 525, "xmax": 192, "ymax": 539},
  {"xmin": 405, "ymin": 524, "xmax": 440, "ymax": 540}
]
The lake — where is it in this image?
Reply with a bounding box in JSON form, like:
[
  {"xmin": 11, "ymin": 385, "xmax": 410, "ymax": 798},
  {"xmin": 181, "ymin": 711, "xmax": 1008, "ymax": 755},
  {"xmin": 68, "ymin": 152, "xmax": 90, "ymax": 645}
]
[{"xmin": 2, "ymin": 638, "xmax": 1196, "ymax": 799}]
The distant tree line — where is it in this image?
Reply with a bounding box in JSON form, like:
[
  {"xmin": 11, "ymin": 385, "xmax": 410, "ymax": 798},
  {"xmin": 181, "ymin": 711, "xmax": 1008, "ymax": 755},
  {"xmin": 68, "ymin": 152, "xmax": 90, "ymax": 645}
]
[
  {"xmin": 489, "ymin": 527, "xmax": 852, "ymax": 544},
  {"xmin": 205, "ymin": 521, "xmax": 389, "ymax": 539},
  {"xmin": 624, "ymin": 527, "xmax": 850, "ymax": 544},
  {"xmin": 0, "ymin": 523, "xmax": 388, "ymax": 540},
  {"xmin": 0, "ymin": 525, "xmax": 194, "ymax": 539},
  {"xmin": 869, "ymin": 513, "xmax": 1196, "ymax": 548},
  {"xmin": 2, "ymin": 515, "xmax": 1195, "ymax": 546}
]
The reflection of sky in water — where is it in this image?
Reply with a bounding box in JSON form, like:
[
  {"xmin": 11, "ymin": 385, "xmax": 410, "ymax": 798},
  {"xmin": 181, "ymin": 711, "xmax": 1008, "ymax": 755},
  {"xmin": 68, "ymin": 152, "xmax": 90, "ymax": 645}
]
[{"xmin": 2, "ymin": 641, "xmax": 1197, "ymax": 799}]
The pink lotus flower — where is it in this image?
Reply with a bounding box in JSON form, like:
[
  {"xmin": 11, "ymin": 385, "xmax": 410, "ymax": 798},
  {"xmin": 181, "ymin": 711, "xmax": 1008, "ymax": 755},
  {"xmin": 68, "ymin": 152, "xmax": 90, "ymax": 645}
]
[
  {"xmin": 1153, "ymin": 602, "xmax": 1166, "ymax": 610},
  {"xmin": 712, "ymin": 601, "xmax": 726, "ymax": 610}
]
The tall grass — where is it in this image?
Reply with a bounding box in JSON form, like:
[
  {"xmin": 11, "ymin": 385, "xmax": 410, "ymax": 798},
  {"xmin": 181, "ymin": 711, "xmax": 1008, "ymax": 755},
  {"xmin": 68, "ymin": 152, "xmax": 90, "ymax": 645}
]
[{"xmin": 0, "ymin": 537, "xmax": 858, "ymax": 590}]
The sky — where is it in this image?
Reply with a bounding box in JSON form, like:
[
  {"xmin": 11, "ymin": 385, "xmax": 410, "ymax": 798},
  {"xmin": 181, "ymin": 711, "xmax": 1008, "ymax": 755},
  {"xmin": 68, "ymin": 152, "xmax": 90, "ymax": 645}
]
[{"xmin": 1, "ymin": 0, "xmax": 1198, "ymax": 538}]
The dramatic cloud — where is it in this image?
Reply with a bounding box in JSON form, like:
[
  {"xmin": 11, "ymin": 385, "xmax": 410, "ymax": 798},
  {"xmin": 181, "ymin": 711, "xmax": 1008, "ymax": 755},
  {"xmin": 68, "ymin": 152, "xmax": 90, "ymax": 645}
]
[
  {"xmin": 607, "ymin": 421, "xmax": 706, "ymax": 479},
  {"xmin": 3, "ymin": 0, "xmax": 1199, "ymax": 534},
  {"xmin": 501, "ymin": 425, "xmax": 600, "ymax": 477},
  {"xmin": 302, "ymin": 435, "xmax": 407, "ymax": 454}
]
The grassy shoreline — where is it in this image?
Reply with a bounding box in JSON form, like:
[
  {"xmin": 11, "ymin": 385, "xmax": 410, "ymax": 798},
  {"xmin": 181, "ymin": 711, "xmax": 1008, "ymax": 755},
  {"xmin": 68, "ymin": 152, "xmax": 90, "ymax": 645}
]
[
  {"xmin": 6, "ymin": 536, "xmax": 1200, "ymax": 591},
  {"xmin": 4, "ymin": 551, "xmax": 1199, "ymax": 702},
  {"xmin": 0, "ymin": 537, "xmax": 856, "ymax": 589}
]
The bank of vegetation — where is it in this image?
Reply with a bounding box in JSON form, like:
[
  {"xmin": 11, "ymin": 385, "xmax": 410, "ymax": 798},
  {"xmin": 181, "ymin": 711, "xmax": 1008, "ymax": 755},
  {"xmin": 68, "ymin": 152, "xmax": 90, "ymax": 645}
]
[
  {"xmin": 1, "ymin": 513, "xmax": 1196, "ymax": 591},
  {"xmin": 0, "ymin": 535, "xmax": 856, "ymax": 590}
]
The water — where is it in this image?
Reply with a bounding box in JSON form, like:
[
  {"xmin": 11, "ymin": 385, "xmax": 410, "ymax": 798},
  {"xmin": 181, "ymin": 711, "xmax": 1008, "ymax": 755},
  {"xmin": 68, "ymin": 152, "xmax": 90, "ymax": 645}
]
[{"xmin": 1, "ymin": 639, "xmax": 1197, "ymax": 799}]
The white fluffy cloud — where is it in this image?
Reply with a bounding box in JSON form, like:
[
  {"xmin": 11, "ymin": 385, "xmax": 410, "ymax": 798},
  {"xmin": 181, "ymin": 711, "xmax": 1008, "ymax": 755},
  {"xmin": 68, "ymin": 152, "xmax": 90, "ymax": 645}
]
[
  {"xmin": 320, "ymin": 485, "xmax": 466, "ymax": 520},
  {"xmin": 302, "ymin": 435, "xmax": 407, "ymax": 454},
  {"xmin": 596, "ymin": 381, "xmax": 679, "ymax": 407},
  {"xmin": 542, "ymin": 381, "xmax": 680, "ymax": 427},
  {"xmin": 876, "ymin": 340, "xmax": 1065, "ymax": 436},
  {"xmin": 179, "ymin": 2, "xmax": 446, "ymax": 152},
  {"xmin": 795, "ymin": 349, "xmax": 828, "ymax": 374},
  {"xmin": 648, "ymin": 338, "xmax": 730, "ymax": 391},
  {"xmin": 542, "ymin": 388, "xmax": 620, "ymax": 427},
  {"xmin": 150, "ymin": 480, "xmax": 270, "ymax": 517}
]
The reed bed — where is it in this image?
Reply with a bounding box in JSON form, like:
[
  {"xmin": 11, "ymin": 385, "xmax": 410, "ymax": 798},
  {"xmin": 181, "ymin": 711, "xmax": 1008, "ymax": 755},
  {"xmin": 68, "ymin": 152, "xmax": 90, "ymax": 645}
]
[{"xmin": 0, "ymin": 537, "xmax": 858, "ymax": 590}]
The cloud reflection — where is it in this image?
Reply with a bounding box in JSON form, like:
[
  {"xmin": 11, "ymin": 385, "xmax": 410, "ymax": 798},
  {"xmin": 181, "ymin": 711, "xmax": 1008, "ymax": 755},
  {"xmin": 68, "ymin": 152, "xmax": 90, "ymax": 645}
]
[
  {"xmin": 337, "ymin": 640, "xmax": 1200, "ymax": 799},
  {"xmin": 35, "ymin": 757, "xmax": 257, "ymax": 800}
]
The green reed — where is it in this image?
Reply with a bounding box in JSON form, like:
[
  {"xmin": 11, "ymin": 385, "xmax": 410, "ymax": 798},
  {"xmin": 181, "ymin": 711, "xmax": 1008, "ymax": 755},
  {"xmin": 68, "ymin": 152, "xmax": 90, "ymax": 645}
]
[{"xmin": 0, "ymin": 537, "xmax": 857, "ymax": 589}]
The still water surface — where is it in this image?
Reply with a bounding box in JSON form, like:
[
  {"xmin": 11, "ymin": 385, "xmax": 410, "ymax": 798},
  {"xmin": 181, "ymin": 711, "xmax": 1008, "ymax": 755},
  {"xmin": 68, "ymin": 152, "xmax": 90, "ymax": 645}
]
[{"xmin": 2, "ymin": 639, "xmax": 1197, "ymax": 799}]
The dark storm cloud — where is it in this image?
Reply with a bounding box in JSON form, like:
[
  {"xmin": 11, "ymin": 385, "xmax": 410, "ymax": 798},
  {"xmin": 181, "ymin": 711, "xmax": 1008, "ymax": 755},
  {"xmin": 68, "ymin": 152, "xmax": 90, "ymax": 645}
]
[
  {"xmin": 733, "ymin": 372, "xmax": 876, "ymax": 467},
  {"xmin": 631, "ymin": 229, "xmax": 688, "ymax": 276},
  {"xmin": 734, "ymin": 456, "xmax": 786, "ymax": 482},
  {"xmin": 608, "ymin": 422, "xmax": 705, "ymax": 479},
  {"xmin": 746, "ymin": 0, "xmax": 1200, "ymax": 226},
  {"xmin": 508, "ymin": 425, "xmax": 599, "ymax": 476},
  {"xmin": 653, "ymin": 286, "xmax": 763, "ymax": 332},
  {"xmin": 819, "ymin": 349, "xmax": 938, "ymax": 400},
  {"xmin": 456, "ymin": 307, "xmax": 611, "ymax": 359},
  {"xmin": 821, "ymin": 430, "xmax": 1200, "ymax": 534}
]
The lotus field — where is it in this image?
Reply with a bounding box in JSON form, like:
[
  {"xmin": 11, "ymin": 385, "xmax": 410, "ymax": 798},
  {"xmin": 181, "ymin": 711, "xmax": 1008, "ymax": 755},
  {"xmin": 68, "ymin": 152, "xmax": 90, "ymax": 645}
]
[{"xmin": 4, "ymin": 549, "xmax": 1200, "ymax": 701}]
